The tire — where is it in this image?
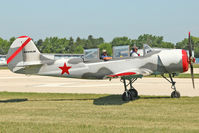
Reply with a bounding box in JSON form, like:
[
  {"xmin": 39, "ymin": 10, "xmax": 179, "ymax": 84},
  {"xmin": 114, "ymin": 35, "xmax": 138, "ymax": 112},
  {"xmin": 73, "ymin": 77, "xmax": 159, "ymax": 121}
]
[
  {"xmin": 171, "ymin": 91, "xmax": 180, "ymax": 98},
  {"xmin": 122, "ymin": 91, "xmax": 132, "ymax": 101},
  {"xmin": 129, "ymin": 89, "xmax": 138, "ymax": 98}
]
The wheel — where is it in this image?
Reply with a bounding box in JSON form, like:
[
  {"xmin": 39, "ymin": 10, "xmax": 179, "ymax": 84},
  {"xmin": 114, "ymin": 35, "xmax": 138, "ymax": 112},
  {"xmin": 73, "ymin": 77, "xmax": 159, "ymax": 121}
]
[
  {"xmin": 129, "ymin": 89, "xmax": 138, "ymax": 98},
  {"xmin": 171, "ymin": 91, "xmax": 180, "ymax": 98},
  {"xmin": 122, "ymin": 91, "xmax": 132, "ymax": 101}
]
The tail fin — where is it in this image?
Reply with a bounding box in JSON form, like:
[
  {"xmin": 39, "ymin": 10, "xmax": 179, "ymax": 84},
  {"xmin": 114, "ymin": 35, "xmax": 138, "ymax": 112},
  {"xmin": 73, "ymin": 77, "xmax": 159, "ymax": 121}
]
[{"xmin": 6, "ymin": 36, "xmax": 41, "ymax": 72}]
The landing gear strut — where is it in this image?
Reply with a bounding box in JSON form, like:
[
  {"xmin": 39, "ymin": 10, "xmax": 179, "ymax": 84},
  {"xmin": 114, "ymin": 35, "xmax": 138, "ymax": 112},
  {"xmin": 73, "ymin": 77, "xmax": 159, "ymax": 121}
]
[
  {"xmin": 121, "ymin": 77, "xmax": 138, "ymax": 101},
  {"xmin": 162, "ymin": 73, "xmax": 180, "ymax": 98}
]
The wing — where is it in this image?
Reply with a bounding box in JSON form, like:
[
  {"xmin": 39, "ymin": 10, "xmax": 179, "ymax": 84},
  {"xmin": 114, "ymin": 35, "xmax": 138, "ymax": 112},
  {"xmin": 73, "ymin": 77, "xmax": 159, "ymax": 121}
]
[{"xmin": 107, "ymin": 68, "xmax": 153, "ymax": 78}]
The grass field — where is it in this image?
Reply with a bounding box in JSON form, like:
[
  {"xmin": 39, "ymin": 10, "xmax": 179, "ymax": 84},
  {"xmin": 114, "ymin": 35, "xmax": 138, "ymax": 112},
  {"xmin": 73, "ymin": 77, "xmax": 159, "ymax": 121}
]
[
  {"xmin": 193, "ymin": 64, "xmax": 199, "ymax": 68},
  {"xmin": 0, "ymin": 92, "xmax": 199, "ymax": 133},
  {"xmin": 0, "ymin": 67, "xmax": 8, "ymax": 69}
]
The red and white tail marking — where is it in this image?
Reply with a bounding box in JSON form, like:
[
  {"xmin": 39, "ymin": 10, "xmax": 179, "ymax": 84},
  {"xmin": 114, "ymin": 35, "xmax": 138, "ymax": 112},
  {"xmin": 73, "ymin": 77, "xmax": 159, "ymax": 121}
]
[{"xmin": 7, "ymin": 36, "xmax": 31, "ymax": 64}]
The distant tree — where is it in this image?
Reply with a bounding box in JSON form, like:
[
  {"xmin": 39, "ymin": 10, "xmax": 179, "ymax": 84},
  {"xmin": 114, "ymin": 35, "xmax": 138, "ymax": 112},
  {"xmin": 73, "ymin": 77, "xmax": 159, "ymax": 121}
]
[
  {"xmin": 74, "ymin": 45, "xmax": 84, "ymax": 54},
  {"xmin": 176, "ymin": 36, "xmax": 199, "ymax": 57},
  {"xmin": 137, "ymin": 34, "xmax": 161, "ymax": 48},
  {"xmin": 58, "ymin": 38, "xmax": 69, "ymax": 53},
  {"xmin": 111, "ymin": 37, "xmax": 131, "ymax": 46},
  {"xmin": 40, "ymin": 37, "xmax": 53, "ymax": 53},
  {"xmin": 40, "ymin": 37, "xmax": 69, "ymax": 53},
  {"xmin": 76, "ymin": 37, "xmax": 81, "ymax": 46},
  {"xmin": 36, "ymin": 39, "xmax": 43, "ymax": 52},
  {"xmin": 176, "ymin": 38, "xmax": 189, "ymax": 49},
  {"xmin": 136, "ymin": 34, "xmax": 174, "ymax": 49},
  {"xmin": 76, "ymin": 37, "xmax": 87, "ymax": 49},
  {"xmin": 0, "ymin": 37, "xmax": 9, "ymax": 55},
  {"xmin": 68, "ymin": 37, "xmax": 75, "ymax": 53},
  {"xmin": 195, "ymin": 47, "xmax": 199, "ymax": 58},
  {"xmin": 81, "ymin": 35, "xmax": 104, "ymax": 49},
  {"xmin": 161, "ymin": 42, "xmax": 174, "ymax": 48}
]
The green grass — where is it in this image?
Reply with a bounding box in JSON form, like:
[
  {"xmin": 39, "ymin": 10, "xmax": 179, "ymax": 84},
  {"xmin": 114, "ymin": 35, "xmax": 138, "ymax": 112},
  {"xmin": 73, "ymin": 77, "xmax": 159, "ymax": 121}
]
[
  {"xmin": 0, "ymin": 92, "xmax": 199, "ymax": 133},
  {"xmin": 0, "ymin": 66, "xmax": 8, "ymax": 69},
  {"xmin": 193, "ymin": 63, "xmax": 199, "ymax": 68}
]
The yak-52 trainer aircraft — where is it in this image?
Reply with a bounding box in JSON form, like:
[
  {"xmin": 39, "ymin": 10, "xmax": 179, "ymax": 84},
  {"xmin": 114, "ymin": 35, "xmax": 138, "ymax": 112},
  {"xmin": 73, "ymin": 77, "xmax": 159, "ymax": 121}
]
[{"xmin": 6, "ymin": 33, "xmax": 195, "ymax": 101}]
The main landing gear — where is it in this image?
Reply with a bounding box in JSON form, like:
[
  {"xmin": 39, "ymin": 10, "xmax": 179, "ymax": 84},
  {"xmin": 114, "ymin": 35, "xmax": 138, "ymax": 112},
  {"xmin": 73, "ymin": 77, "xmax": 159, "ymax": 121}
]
[
  {"xmin": 162, "ymin": 73, "xmax": 180, "ymax": 98},
  {"xmin": 121, "ymin": 77, "xmax": 139, "ymax": 101}
]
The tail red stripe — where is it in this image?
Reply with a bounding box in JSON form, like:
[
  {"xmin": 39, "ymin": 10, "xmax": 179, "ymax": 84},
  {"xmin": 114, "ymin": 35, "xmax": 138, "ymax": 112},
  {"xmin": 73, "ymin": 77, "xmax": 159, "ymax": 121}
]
[
  {"xmin": 18, "ymin": 36, "xmax": 29, "ymax": 38},
  {"xmin": 7, "ymin": 37, "xmax": 31, "ymax": 64}
]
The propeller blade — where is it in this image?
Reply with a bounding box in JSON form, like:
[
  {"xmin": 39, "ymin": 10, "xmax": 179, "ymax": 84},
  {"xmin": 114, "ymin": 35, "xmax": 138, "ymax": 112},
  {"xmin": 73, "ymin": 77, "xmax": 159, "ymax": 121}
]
[
  {"xmin": 188, "ymin": 32, "xmax": 195, "ymax": 89},
  {"xmin": 188, "ymin": 32, "xmax": 192, "ymax": 57},
  {"xmin": 190, "ymin": 63, "xmax": 195, "ymax": 88}
]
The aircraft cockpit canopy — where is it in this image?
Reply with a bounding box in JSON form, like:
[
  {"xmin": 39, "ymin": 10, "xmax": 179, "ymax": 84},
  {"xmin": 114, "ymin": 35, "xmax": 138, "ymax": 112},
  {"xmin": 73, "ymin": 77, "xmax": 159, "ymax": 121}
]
[
  {"xmin": 113, "ymin": 45, "xmax": 129, "ymax": 58},
  {"xmin": 84, "ymin": 48, "xmax": 99, "ymax": 61},
  {"xmin": 83, "ymin": 44, "xmax": 154, "ymax": 61},
  {"xmin": 143, "ymin": 44, "xmax": 154, "ymax": 56}
]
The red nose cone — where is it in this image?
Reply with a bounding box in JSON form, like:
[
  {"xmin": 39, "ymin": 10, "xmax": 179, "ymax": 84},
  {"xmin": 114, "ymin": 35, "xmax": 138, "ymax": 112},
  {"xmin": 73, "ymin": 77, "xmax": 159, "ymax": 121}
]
[{"xmin": 182, "ymin": 50, "xmax": 189, "ymax": 72}]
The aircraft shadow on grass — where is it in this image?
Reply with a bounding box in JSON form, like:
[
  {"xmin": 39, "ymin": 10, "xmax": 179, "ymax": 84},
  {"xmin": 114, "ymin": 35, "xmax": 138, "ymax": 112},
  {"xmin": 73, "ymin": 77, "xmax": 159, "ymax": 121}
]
[
  {"xmin": 0, "ymin": 96, "xmax": 127, "ymax": 105},
  {"xmin": 93, "ymin": 95, "xmax": 171, "ymax": 105},
  {"xmin": 30, "ymin": 98, "xmax": 96, "ymax": 102},
  {"xmin": 0, "ymin": 98, "xmax": 96, "ymax": 103},
  {"xmin": 0, "ymin": 96, "xmax": 171, "ymax": 105},
  {"xmin": 0, "ymin": 98, "xmax": 28, "ymax": 103},
  {"xmin": 93, "ymin": 95, "xmax": 129, "ymax": 105}
]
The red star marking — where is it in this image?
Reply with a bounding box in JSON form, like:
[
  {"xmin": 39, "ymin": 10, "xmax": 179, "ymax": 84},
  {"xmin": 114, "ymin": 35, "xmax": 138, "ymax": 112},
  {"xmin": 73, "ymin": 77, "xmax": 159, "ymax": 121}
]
[{"xmin": 59, "ymin": 63, "xmax": 72, "ymax": 75}]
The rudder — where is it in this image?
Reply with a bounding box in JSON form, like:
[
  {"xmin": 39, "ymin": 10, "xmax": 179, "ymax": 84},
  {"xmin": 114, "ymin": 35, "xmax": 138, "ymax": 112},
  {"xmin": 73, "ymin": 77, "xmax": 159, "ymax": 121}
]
[{"xmin": 6, "ymin": 36, "xmax": 41, "ymax": 72}]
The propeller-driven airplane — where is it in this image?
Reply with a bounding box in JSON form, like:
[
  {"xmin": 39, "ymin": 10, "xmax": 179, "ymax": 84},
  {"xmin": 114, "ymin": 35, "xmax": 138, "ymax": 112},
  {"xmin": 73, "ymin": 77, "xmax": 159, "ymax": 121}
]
[{"xmin": 6, "ymin": 33, "xmax": 195, "ymax": 101}]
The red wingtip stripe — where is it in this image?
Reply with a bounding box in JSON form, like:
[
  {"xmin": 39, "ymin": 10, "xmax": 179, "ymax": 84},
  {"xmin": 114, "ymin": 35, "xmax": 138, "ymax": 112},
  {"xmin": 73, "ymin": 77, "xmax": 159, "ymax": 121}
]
[
  {"xmin": 7, "ymin": 38, "xmax": 32, "ymax": 64},
  {"xmin": 189, "ymin": 32, "xmax": 190, "ymax": 37},
  {"xmin": 108, "ymin": 72, "xmax": 136, "ymax": 78}
]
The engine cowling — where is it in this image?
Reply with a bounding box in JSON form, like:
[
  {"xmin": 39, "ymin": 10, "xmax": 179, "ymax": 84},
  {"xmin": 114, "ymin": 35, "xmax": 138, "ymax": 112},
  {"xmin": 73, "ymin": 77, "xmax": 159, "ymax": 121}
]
[{"xmin": 158, "ymin": 49, "xmax": 189, "ymax": 73}]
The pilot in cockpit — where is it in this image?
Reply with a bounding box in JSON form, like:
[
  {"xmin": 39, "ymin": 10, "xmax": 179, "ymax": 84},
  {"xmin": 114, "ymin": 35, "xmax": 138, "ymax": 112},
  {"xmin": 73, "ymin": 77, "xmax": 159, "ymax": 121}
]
[
  {"xmin": 130, "ymin": 45, "xmax": 140, "ymax": 57},
  {"xmin": 100, "ymin": 49, "xmax": 112, "ymax": 61}
]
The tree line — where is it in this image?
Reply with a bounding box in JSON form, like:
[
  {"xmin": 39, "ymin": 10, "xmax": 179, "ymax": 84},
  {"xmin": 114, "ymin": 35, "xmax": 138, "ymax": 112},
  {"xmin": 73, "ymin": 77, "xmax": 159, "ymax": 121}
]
[{"xmin": 0, "ymin": 34, "xmax": 198, "ymax": 57}]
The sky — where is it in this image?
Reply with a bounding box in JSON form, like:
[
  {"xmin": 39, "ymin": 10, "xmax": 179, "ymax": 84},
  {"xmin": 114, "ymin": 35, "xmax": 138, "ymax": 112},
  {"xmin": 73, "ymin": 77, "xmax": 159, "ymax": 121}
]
[{"xmin": 0, "ymin": 0, "xmax": 199, "ymax": 43}]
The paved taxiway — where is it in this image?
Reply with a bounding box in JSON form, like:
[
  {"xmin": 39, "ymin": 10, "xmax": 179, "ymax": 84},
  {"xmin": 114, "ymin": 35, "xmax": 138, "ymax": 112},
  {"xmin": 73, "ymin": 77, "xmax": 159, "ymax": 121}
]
[{"xmin": 0, "ymin": 70, "xmax": 199, "ymax": 96}]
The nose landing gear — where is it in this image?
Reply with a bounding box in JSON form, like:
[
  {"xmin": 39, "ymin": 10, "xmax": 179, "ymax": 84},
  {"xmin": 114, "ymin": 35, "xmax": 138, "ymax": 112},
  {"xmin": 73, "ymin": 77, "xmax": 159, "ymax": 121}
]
[{"xmin": 162, "ymin": 73, "xmax": 180, "ymax": 98}]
